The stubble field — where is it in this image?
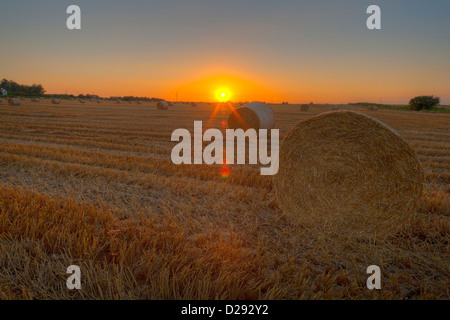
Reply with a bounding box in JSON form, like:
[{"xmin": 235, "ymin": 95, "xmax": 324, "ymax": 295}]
[{"xmin": 0, "ymin": 100, "xmax": 448, "ymax": 299}]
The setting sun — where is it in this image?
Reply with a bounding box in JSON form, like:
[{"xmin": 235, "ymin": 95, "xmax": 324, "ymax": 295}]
[{"xmin": 216, "ymin": 87, "xmax": 232, "ymax": 102}]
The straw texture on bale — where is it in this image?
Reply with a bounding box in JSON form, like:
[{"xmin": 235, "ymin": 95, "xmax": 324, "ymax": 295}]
[
  {"xmin": 157, "ymin": 101, "xmax": 169, "ymax": 110},
  {"xmin": 300, "ymin": 104, "xmax": 309, "ymax": 112},
  {"xmin": 228, "ymin": 101, "xmax": 275, "ymax": 130},
  {"xmin": 274, "ymin": 111, "xmax": 424, "ymax": 237},
  {"xmin": 8, "ymin": 98, "xmax": 21, "ymax": 106}
]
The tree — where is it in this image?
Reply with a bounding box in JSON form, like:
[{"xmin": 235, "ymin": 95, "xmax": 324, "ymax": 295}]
[
  {"xmin": 409, "ymin": 96, "xmax": 440, "ymax": 111},
  {"xmin": 0, "ymin": 78, "xmax": 45, "ymax": 96}
]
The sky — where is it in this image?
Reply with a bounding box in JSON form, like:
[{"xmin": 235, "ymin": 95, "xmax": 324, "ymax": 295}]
[{"xmin": 1, "ymin": 0, "xmax": 449, "ymax": 104}]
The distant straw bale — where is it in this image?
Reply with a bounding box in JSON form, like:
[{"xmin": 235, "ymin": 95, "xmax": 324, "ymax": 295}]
[
  {"xmin": 157, "ymin": 101, "xmax": 169, "ymax": 110},
  {"xmin": 274, "ymin": 111, "xmax": 424, "ymax": 237},
  {"xmin": 332, "ymin": 105, "xmax": 340, "ymax": 110},
  {"xmin": 8, "ymin": 98, "xmax": 21, "ymax": 106},
  {"xmin": 191, "ymin": 102, "xmax": 198, "ymax": 107},
  {"xmin": 300, "ymin": 104, "xmax": 309, "ymax": 112},
  {"xmin": 368, "ymin": 105, "xmax": 378, "ymax": 111},
  {"xmin": 228, "ymin": 102, "xmax": 275, "ymax": 130},
  {"xmin": 31, "ymin": 98, "xmax": 40, "ymax": 102},
  {"xmin": 51, "ymin": 99, "xmax": 61, "ymax": 104},
  {"xmin": 79, "ymin": 99, "xmax": 86, "ymax": 103}
]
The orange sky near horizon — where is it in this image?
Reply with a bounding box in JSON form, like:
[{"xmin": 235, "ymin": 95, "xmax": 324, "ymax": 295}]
[{"xmin": 15, "ymin": 67, "xmax": 448, "ymax": 104}]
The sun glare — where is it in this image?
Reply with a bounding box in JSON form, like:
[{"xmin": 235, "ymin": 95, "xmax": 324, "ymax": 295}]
[{"xmin": 215, "ymin": 87, "xmax": 232, "ymax": 102}]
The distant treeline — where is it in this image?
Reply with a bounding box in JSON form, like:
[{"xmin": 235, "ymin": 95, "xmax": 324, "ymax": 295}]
[
  {"xmin": 120, "ymin": 96, "xmax": 164, "ymax": 102},
  {"xmin": 46, "ymin": 94, "xmax": 164, "ymax": 102},
  {"xmin": 351, "ymin": 101, "xmax": 449, "ymax": 114},
  {"xmin": 1, "ymin": 79, "xmax": 164, "ymax": 101},
  {"xmin": 1, "ymin": 79, "xmax": 45, "ymax": 96}
]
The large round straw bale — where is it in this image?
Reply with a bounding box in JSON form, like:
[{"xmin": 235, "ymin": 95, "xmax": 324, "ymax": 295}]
[
  {"xmin": 300, "ymin": 104, "xmax": 309, "ymax": 112},
  {"xmin": 51, "ymin": 99, "xmax": 61, "ymax": 104},
  {"xmin": 228, "ymin": 101, "xmax": 275, "ymax": 130},
  {"xmin": 8, "ymin": 98, "xmax": 21, "ymax": 106},
  {"xmin": 79, "ymin": 99, "xmax": 86, "ymax": 103},
  {"xmin": 274, "ymin": 111, "xmax": 424, "ymax": 237},
  {"xmin": 157, "ymin": 101, "xmax": 169, "ymax": 110}
]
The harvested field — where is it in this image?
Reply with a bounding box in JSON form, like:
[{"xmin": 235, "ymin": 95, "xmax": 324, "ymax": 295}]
[{"xmin": 0, "ymin": 100, "xmax": 448, "ymax": 299}]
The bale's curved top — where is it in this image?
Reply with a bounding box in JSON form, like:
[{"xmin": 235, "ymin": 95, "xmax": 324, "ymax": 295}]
[
  {"xmin": 274, "ymin": 111, "xmax": 424, "ymax": 236},
  {"xmin": 228, "ymin": 101, "xmax": 274, "ymax": 130}
]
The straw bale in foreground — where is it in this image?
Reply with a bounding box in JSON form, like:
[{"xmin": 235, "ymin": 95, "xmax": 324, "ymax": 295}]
[{"xmin": 274, "ymin": 111, "xmax": 424, "ymax": 236}]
